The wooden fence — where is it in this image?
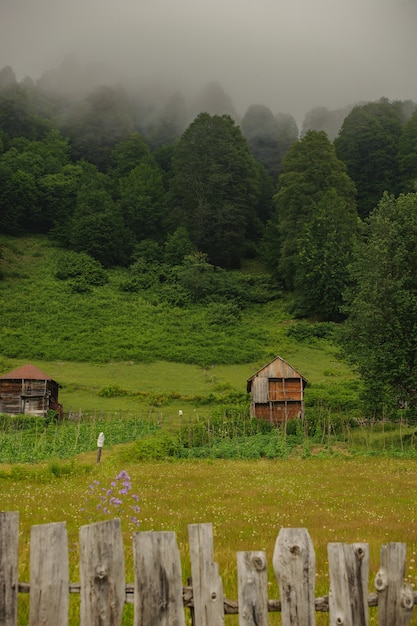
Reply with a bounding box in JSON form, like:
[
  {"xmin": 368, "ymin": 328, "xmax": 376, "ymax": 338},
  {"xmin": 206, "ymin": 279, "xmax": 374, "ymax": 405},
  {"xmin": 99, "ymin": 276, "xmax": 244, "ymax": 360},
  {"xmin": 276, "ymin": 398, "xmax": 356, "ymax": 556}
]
[{"xmin": 1, "ymin": 511, "xmax": 416, "ymax": 625}]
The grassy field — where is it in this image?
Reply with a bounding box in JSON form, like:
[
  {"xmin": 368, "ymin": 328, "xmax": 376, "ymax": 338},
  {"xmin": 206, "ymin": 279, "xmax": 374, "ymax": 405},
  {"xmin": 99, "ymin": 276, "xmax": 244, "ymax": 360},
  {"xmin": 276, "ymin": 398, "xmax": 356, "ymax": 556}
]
[
  {"xmin": 0, "ymin": 351, "xmax": 358, "ymax": 420},
  {"xmin": 2, "ymin": 455, "xmax": 417, "ymax": 625}
]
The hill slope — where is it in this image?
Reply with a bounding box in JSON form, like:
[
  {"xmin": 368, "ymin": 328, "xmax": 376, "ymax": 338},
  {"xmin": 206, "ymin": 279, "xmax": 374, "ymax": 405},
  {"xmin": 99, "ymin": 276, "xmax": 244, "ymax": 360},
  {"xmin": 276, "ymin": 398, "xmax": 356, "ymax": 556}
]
[{"xmin": 0, "ymin": 235, "xmax": 359, "ymax": 415}]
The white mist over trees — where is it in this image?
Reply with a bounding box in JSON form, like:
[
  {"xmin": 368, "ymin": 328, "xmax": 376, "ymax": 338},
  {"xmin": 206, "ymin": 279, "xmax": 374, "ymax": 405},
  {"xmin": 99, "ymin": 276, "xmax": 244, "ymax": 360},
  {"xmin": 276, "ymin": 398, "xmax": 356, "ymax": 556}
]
[{"xmin": 1, "ymin": 0, "xmax": 417, "ymax": 125}]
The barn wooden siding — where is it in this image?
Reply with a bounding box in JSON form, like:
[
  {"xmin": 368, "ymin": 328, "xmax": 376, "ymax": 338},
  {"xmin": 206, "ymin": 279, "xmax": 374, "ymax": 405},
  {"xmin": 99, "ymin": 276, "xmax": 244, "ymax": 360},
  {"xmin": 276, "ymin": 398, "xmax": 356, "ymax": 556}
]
[
  {"xmin": 0, "ymin": 364, "xmax": 61, "ymax": 417},
  {"xmin": 247, "ymin": 356, "xmax": 307, "ymax": 425},
  {"xmin": 1, "ymin": 512, "xmax": 415, "ymax": 626}
]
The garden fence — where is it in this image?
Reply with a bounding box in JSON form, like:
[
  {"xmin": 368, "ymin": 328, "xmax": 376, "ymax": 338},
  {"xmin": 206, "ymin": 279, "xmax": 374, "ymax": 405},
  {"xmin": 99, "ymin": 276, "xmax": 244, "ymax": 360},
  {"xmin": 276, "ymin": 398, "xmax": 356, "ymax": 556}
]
[{"xmin": 1, "ymin": 511, "xmax": 416, "ymax": 625}]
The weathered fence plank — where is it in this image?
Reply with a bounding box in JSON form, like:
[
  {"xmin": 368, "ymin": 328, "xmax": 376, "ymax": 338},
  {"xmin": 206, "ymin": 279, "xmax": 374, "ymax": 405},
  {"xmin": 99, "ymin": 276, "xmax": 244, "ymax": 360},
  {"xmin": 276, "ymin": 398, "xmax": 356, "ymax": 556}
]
[
  {"xmin": 29, "ymin": 521, "xmax": 69, "ymax": 626},
  {"xmin": 79, "ymin": 519, "xmax": 125, "ymax": 626},
  {"xmin": 273, "ymin": 527, "xmax": 316, "ymax": 626},
  {"xmin": 1, "ymin": 512, "xmax": 417, "ymax": 624},
  {"xmin": 0, "ymin": 511, "xmax": 19, "ymax": 626},
  {"xmin": 327, "ymin": 542, "xmax": 369, "ymax": 626},
  {"xmin": 237, "ymin": 551, "xmax": 268, "ymax": 626},
  {"xmin": 133, "ymin": 530, "xmax": 186, "ymax": 626},
  {"xmin": 375, "ymin": 543, "xmax": 414, "ymax": 626},
  {"xmin": 188, "ymin": 522, "xmax": 225, "ymax": 625}
]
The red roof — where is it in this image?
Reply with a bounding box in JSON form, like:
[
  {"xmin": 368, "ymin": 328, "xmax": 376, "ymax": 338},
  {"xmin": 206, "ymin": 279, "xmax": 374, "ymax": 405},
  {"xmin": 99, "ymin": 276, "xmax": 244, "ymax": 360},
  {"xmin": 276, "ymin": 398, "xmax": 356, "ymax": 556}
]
[{"xmin": 0, "ymin": 364, "xmax": 53, "ymax": 381}]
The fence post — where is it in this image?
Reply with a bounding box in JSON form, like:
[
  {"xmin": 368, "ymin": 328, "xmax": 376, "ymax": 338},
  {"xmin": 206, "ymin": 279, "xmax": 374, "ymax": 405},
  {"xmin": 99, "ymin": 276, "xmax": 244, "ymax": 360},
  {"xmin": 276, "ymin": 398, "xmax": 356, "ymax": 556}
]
[
  {"xmin": 133, "ymin": 531, "xmax": 186, "ymax": 626},
  {"xmin": 273, "ymin": 527, "xmax": 316, "ymax": 626},
  {"xmin": 29, "ymin": 521, "xmax": 69, "ymax": 626},
  {"xmin": 327, "ymin": 542, "xmax": 369, "ymax": 626},
  {"xmin": 188, "ymin": 523, "xmax": 225, "ymax": 625},
  {"xmin": 375, "ymin": 542, "xmax": 414, "ymax": 626},
  {"xmin": 0, "ymin": 511, "xmax": 19, "ymax": 626},
  {"xmin": 237, "ymin": 551, "xmax": 269, "ymax": 626},
  {"xmin": 79, "ymin": 519, "xmax": 125, "ymax": 626}
]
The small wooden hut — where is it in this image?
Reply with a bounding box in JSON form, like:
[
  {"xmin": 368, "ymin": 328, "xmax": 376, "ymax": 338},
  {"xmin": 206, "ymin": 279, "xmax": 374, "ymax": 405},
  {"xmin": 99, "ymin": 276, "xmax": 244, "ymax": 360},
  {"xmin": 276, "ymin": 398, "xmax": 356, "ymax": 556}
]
[
  {"xmin": 247, "ymin": 356, "xmax": 307, "ymax": 425},
  {"xmin": 0, "ymin": 364, "xmax": 62, "ymax": 417}
]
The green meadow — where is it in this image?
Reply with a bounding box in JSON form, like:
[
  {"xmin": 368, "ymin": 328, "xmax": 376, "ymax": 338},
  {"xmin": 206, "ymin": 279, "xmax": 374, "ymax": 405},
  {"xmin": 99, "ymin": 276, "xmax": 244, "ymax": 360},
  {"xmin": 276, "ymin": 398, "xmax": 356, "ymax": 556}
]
[{"xmin": 2, "ymin": 456, "xmax": 417, "ymax": 625}]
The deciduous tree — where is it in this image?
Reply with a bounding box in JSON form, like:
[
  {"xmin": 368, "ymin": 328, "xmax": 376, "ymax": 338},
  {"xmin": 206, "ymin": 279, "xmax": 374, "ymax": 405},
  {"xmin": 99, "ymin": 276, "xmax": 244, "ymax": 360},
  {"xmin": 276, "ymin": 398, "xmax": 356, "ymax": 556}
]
[{"xmin": 342, "ymin": 192, "xmax": 417, "ymax": 416}]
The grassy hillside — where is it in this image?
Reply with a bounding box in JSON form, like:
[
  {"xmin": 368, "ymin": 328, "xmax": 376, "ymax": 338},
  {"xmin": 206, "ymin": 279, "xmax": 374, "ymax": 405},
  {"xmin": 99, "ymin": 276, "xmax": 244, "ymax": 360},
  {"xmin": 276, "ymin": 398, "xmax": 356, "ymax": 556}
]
[{"xmin": 0, "ymin": 235, "xmax": 359, "ymax": 417}]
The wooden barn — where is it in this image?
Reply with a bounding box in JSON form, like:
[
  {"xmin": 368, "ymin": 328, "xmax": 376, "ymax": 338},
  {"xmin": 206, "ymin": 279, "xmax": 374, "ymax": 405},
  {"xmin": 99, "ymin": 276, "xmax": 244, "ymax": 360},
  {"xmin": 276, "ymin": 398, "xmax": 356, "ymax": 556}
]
[
  {"xmin": 247, "ymin": 356, "xmax": 307, "ymax": 425},
  {"xmin": 0, "ymin": 364, "xmax": 62, "ymax": 418}
]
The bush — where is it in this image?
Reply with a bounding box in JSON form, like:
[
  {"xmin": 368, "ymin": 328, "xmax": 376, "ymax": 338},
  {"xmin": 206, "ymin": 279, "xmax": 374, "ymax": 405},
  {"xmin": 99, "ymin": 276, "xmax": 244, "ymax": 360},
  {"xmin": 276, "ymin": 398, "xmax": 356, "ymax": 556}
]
[
  {"xmin": 55, "ymin": 251, "xmax": 107, "ymax": 286},
  {"xmin": 98, "ymin": 385, "xmax": 129, "ymax": 398},
  {"xmin": 134, "ymin": 432, "xmax": 182, "ymax": 459},
  {"xmin": 286, "ymin": 322, "xmax": 336, "ymax": 342},
  {"xmin": 69, "ymin": 277, "xmax": 92, "ymax": 294},
  {"xmin": 205, "ymin": 301, "xmax": 242, "ymax": 326}
]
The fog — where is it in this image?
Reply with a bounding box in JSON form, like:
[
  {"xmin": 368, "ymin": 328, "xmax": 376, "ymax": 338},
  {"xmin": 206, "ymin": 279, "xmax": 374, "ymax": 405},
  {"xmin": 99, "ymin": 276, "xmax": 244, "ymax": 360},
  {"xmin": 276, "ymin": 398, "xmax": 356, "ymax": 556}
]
[{"xmin": 1, "ymin": 0, "xmax": 417, "ymax": 123}]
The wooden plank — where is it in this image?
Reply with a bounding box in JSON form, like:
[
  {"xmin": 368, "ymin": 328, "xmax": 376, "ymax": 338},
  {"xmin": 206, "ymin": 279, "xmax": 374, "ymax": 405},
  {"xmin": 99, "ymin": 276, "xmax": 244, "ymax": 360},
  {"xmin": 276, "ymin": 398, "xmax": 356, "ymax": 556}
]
[
  {"xmin": 253, "ymin": 377, "xmax": 269, "ymax": 403},
  {"xmin": 237, "ymin": 551, "xmax": 268, "ymax": 626},
  {"xmin": 273, "ymin": 528, "xmax": 316, "ymax": 626},
  {"xmin": 79, "ymin": 519, "xmax": 125, "ymax": 626},
  {"xmin": 188, "ymin": 523, "xmax": 224, "ymax": 625},
  {"xmin": 29, "ymin": 521, "xmax": 69, "ymax": 626},
  {"xmin": 375, "ymin": 543, "xmax": 414, "ymax": 626},
  {"xmin": 327, "ymin": 542, "xmax": 369, "ymax": 626},
  {"xmin": 0, "ymin": 511, "xmax": 19, "ymax": 626},
  {"xmin": 133, "ymin": 531, "xmax": 185, "ymax": 626}
]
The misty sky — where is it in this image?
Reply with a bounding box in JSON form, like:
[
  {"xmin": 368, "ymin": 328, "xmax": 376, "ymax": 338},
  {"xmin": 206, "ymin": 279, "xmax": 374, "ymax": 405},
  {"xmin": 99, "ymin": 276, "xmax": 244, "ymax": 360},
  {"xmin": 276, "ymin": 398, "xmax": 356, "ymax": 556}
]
[{"xmin": 1, "ymin": 0, "xmax": 417, "ymax": 122}]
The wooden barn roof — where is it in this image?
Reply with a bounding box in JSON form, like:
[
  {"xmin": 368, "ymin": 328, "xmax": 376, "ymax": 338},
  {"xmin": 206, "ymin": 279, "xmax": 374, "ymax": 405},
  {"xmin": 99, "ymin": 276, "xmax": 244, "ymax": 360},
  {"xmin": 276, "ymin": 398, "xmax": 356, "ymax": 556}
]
[
  {"xmin": 0, "ymin": 364, "xmax": 54, "ymax": 381},
  {"xmin": 247, "ymin": 356, "xmax": 307, "ymax": 390}
]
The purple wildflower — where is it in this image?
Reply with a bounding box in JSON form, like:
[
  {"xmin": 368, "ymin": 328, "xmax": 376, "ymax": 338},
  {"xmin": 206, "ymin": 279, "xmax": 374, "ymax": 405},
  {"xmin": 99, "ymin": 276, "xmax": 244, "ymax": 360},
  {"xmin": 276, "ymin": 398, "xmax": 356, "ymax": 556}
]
[{"xmin": 81, "ymin": 469, "xmax": 140, "ymax": 528}]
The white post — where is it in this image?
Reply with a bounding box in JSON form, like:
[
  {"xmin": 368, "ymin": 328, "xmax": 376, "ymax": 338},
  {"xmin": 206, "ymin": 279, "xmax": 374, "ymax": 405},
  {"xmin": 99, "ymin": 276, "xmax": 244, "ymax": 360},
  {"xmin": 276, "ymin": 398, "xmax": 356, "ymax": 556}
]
[{"xmin": 96, "ymin": 432, "xmax": 105, "ymax": 463}]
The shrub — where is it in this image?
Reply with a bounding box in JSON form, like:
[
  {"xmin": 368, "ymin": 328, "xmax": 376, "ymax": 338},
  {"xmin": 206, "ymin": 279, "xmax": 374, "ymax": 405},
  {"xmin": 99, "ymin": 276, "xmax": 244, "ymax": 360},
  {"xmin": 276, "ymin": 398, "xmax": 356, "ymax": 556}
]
[
  {"xmin": 286, "ymin": 321, "xmax": 336, "ymax": 342},
  {"xmin": 133, "ymin": 432, "xmax": 182, "ymax": 460},
  {"xmin": 205, "ymin": 301, "xmax": 242, "ymax": 326},
  {"xmin": 98, "ymin": 385, "xmax": 129, "ymax": 398},
  {"xmin": 69, "ymin": 278, "xmax": 92, "ymax": 294},
  {"xmin": 55, "ymin": 251, "xmax": 107, "ymax": 286}
]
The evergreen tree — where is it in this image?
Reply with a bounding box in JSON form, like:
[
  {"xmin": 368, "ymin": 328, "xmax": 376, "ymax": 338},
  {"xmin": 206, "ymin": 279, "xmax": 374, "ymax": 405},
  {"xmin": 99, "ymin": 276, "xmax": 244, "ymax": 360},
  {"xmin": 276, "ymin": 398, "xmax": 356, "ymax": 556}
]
[
  {"xmin": 170, "ymin": 113, "xmax": 261, "ymax": 268},
  {"xmin": 265, "ymin": 130, "xmax": 357, "ymax": 319},
  {"xmin": 334, "ymin": 99, "xmax": 404, "ymax": 218},
  {"xmin": 398, "ymin": 108, "xmax": 417, "ymax": 192},
  {"xmin": 64, "ymin": 85, "xmax": 135, "ymax": 170},
  {"xmin": 118, "ymin": 160, "xmax": 166, "ymax": 242}
]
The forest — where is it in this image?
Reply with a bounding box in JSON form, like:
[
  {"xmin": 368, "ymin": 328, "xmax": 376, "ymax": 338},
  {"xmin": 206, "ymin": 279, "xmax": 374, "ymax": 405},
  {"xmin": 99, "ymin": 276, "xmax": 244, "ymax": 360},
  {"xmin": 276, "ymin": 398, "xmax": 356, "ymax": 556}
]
[{"xmin": 1, "ymin": 60, "xmax": 417, "ymax": 420}]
